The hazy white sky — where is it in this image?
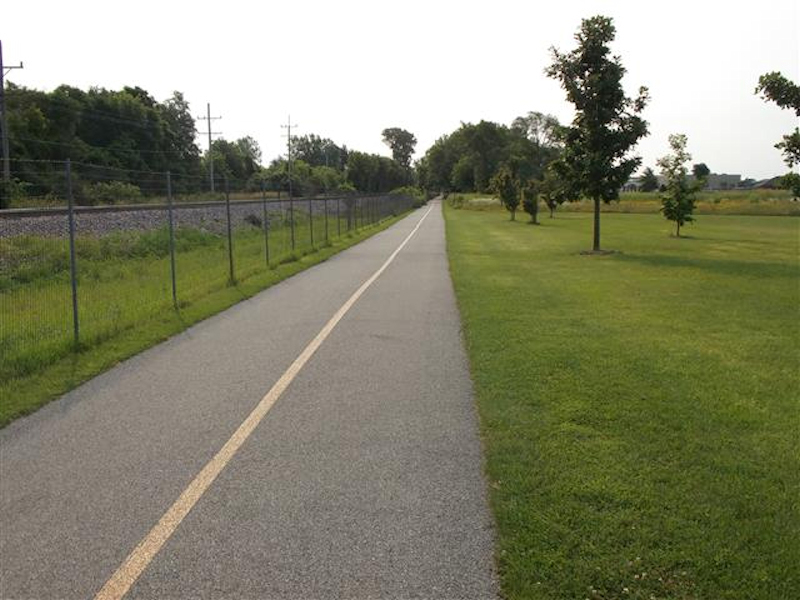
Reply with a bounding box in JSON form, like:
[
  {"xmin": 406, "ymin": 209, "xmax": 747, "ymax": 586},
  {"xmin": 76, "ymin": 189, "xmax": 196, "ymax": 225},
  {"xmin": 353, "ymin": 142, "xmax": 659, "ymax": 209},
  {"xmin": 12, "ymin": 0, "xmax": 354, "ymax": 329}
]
[{"xmin": 4, "ymin": 0, "xmax": 799, "ymax": 179}]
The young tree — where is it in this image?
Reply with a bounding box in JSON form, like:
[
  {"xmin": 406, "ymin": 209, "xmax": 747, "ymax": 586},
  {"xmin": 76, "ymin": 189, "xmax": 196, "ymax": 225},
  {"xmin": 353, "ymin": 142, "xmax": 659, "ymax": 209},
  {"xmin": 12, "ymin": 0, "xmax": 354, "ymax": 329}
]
[
  {"xmin": 522, "ymin": 180, "xmax": 540, "ymax": 224},
  {"xmin": 639, "ymin": 167, "xmax": 659, "ymax": 192},
  {"xmin": 657, "ymin": 134, "xmax": 700, "ymax": 237},
  {"xmin": 490, "ymin": 165, "xmax": 520, "ymax": 220},
  {"xmin": 538, "ymin": 167, "xmax": 574, "ymax": 217},
  {"xmin": 546, "ymin": 15, "xmax": 649, "ymax": 252}
]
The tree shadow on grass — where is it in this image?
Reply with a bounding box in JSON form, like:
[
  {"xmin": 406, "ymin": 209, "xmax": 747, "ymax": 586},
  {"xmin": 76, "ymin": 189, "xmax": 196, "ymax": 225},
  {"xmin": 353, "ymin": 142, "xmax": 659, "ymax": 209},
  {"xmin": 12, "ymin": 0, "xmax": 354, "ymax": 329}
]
[{"xmin": 615, "ymin": 253, "xmax": 798, "ymax": 279}]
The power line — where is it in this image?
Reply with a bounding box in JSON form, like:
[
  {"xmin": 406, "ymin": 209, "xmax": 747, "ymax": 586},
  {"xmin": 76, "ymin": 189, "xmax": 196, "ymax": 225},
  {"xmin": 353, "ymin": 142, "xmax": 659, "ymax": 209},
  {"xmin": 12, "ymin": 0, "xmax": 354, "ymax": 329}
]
[
  {"xmin": 197, "ymin": 103, "xmax": 222, "ymax": 192},
  {"xmin": 281, "ymin": 115, "xmax": 298, "ymax": 249}
]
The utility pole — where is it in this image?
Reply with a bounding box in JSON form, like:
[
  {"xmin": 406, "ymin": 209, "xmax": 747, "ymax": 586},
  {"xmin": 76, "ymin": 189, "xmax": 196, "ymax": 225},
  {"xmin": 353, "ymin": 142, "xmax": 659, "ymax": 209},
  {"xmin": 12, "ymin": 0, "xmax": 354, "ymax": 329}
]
[
  {"xmin": 196, "ymin": 103, "xmax": 221, "ymax": 192},
  {"xmin": 280, "ymin": 115, "xmax": 298, "ymax": 198},
  {"xmin": 281, "ymin": 116, "xmax": 298, "ymax": 249},
  {"xmin": 0, "ymin": 40, "xmax": 24, "ymax": 183}
]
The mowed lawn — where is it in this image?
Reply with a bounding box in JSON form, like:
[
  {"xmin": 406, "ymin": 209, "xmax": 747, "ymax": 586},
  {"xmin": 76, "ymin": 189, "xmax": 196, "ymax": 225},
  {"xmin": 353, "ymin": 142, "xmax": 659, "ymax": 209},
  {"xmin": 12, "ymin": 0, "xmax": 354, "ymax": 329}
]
[{"xmin": 444, "ymin": 206, "xmax": 799, "ymax": 599}]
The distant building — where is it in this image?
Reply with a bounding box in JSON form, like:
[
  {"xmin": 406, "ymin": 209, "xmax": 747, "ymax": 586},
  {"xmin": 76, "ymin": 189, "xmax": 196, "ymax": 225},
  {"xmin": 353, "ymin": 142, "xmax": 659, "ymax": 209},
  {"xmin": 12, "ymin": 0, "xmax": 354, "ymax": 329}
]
[
  {"xmin": 624, "ymin": 172, "xmax": 743, "ymax": 192},
  {"xmin": 751, "ymin": 177, "xmax": 783, "ymax": 189},
  {"xmin": 701, "ymin": 174, "xmax": 741, "ymax": 190},
  {"xmin": 622, "ymin": 175, "xmax": 666, "ymax": 192}
]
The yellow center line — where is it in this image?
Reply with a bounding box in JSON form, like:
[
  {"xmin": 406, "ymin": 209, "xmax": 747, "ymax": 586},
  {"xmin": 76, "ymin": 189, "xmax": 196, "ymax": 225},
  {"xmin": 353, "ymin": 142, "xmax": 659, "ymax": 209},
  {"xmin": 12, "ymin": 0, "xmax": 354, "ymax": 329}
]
[{"xmin": 94, "ymin": 204, "xmax": 435, "ymax": 600}]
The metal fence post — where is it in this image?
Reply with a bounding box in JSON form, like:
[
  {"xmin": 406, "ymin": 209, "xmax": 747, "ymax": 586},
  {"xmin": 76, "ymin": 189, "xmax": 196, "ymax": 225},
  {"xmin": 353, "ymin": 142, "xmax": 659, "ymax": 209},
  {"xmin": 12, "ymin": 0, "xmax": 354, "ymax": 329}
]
[
  {"xmin": 324, "ymin": 197, "xmax": 329, "ymax": 244},
  {"xmin": 166, "ymin": 171, "xmax": 177, "ymax": 309},
  {"xmin": 66, "ymin": 159, "xmax": 80, "ymax": 347},
  {"xmin": 336, "ymin": 197, "xmax": 341, "ymax": 238},
  {"xmin": 225, "ymin": 175, "xmax": 234, "ymax": 284},
  {"xmin": 261, "ymin": 182, "xmax": 270, "ymax": 267},
  {"xmin": 289, "ymin": 182, "xmax": 295, "ymax": 251},
  {"xmin": 308, "ymin": 196, "xmax": 314, "ymax": 249}
]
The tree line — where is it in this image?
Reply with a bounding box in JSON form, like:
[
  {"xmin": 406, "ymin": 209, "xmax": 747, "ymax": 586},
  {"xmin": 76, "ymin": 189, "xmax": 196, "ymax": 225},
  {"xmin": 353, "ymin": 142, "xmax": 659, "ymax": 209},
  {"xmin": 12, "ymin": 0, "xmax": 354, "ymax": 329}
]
[{"xmin": 0, "ymin": 83, "xmax": 419, "ymax": 207}]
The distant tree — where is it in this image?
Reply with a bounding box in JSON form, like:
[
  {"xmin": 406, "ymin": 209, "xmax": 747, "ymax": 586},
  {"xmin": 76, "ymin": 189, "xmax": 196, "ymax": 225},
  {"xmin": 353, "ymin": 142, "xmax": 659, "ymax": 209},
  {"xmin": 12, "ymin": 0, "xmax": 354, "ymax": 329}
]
[
  {"xmin": 657, "ymin": 134, "xmax": 701, "ymax": 237},
  {"xmin": 546, "ymin": 15, "xmax": 649, "ymax": 252},
  {"xmin": 522, "ymin": 179, "xmax": 540, "ymax": 224},
  {"xmin": 236, "ymin": 136, "xmax": 262, "ymax": 175},
  {"xmin": 381, "ymin": 128, "xmax": 417, "ymax": 168},
  {"xmin": 511, "ymin": 111, "xmax": 563, "ymax": 148},
  {"xmin": 756, "ymin": 72, "xmax": 800, "ymax": 167},
  {"xmin": 292, "ymin": 134, "xmax": 347, "ymax": 170},
  {"xmin": 490, "ymin": 165, "xmax": 520, "ymax": 220},
  {"xmin": 346, "ymin": 151, "xmax": 407, "ymax": 193},
  {"xmin": 537, "ymin": 166, "xmax": 574, "ymax": 217},
  {"xmin": 640, "ymin": 167, "xmax": 659, "ymax": 192},
  {"xmin": 692, "ymin": 163, "xmax": 710, "ymax": 180},
  {"xmin": 159, "ymin": 91, "xmax": 201, "ymax": 174}
]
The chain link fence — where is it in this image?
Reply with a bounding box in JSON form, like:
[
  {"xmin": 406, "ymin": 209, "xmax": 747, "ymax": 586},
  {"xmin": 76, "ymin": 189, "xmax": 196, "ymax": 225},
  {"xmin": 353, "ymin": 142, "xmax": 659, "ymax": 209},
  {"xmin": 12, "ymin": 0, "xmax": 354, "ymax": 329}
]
[{"xmin": 0, "ymin": 159, "xmax": 416, "ymax": 384}]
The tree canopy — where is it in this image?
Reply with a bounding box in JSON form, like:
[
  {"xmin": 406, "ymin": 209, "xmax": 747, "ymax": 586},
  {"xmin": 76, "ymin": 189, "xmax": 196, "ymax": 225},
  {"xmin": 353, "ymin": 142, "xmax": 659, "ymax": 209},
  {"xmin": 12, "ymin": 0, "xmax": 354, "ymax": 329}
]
[
  {"xmin": 381, "ymin": 128, "xmax": 417, "ymax": 169},
  {"xmin": 756, "ymin": 72, "xmax": 800, "ymax": 168},
  {"xmin": 546, "ymin": 15, "xmax": 649, "ymax": 251},
  {"xmin": 417, "ymin": 116, "xmax": 563, "ymax": 194}
]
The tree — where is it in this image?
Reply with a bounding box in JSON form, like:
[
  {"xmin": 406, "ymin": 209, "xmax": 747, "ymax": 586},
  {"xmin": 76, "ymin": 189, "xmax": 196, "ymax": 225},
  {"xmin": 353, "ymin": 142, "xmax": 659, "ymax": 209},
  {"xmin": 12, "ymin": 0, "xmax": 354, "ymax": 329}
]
[
  {"xmin": 756, "ymin": 72, "xmax": 800, "ymax": 167},
  {"xmin": 781, "ymin": 172, "xmax": 800, "ymax": 200},
  {"xmin": 511, "ymin": 112, "xmax": 563, "ymax": 148},
  {"xmin": 537, "ymin": 166, "xmax": 574, "ymax": 217},
  {"xmin": 546, "ymin": 15, "xmax": 649, "ymax": 252},
  {"xmin": 346, "ymin": 151, "xmax": 408, "ymax": 193},
  {"xmin": 381, "ymin": 128, "xmax": 417, "ymax": 168},
  {"xmin": 640, "ymin": 167, "xmax": 659, "ymax": 192},
  {"xmin": 692, "ymin": 163, "xmax": 710, "ymax": 181},
  {"xmin": 292, "ymin": 134, "xmax": 348, "ymax": 170},
  {"xmin": 657, "ymin": 134, "xmax": 700, "ymax": 237},
  {"xmin": 522, "ymin": 180, "xmax": 539, "ymax": 224},
  {"xmin": 490, "ymin": 165, "xmax": 519, "ymax": 220}
]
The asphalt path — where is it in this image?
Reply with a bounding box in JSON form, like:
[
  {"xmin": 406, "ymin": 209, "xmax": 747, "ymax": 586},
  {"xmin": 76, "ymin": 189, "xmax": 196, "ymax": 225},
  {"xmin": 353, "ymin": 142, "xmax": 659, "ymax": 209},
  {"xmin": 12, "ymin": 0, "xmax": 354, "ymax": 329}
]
[{"xmin": 0, "ymin": 200, "xmax": 498, "ymax": 599}]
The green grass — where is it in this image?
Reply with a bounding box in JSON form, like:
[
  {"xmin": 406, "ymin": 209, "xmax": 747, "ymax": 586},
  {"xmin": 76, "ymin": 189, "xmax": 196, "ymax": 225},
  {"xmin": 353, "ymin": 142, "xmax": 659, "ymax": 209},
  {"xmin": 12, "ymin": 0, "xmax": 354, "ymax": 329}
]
[
  {"xmin": 448, "ymin": 189, "xmax": 800, "ymax": 217},
  {"xmin": 444, "ymin": 206, "xmax": 800, "ymax": 599},
  {"xmin": 0, "ymin": 209, "xmax": 407, "ymax": 426}
]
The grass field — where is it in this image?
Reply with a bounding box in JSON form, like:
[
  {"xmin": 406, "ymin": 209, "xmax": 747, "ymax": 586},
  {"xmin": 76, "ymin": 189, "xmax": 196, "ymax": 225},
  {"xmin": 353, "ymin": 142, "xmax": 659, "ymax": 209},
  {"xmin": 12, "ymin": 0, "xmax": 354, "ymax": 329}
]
[
  {"xmin": 449, "ymin": 189, "xmax": 800, "ymax": 217},
  {"xmin": 444, "ymin": 205, "xmax": 799, "ymax": 599},
  {"xmin": 0, "ymin": 206, "xmax": 407, "ymax": 426}
]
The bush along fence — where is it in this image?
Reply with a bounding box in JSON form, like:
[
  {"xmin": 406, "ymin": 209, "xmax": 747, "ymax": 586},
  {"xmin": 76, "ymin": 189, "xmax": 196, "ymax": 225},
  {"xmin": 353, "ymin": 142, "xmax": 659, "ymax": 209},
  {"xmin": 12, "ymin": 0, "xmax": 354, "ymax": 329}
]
[{"xmin": 0, "ymin": 159, "xmax": 416, "ymax": 384}]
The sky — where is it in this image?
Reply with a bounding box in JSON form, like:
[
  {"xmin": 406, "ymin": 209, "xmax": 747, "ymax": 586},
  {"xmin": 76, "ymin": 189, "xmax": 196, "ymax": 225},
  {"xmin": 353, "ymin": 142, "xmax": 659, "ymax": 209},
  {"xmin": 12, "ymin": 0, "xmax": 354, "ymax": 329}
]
[{"xmin": 3, "ymin": 0, "xmax": 799, "ymax": 180}]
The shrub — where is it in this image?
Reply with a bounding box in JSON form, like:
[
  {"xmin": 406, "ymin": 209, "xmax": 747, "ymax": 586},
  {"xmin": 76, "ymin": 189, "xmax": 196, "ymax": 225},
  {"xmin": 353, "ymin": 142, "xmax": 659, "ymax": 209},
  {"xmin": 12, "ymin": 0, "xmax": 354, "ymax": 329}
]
[
  {"xmin": 82, "ymin": 181, "xmax": 143, "ymax": 206},
  {"xmin": 389, "ymin": 185, "xmax": 426, "ymax": 208}
]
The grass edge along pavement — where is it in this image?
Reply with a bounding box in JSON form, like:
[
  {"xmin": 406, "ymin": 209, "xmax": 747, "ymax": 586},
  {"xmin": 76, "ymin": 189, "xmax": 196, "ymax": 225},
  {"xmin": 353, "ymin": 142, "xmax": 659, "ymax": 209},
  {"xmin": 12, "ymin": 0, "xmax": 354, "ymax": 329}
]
[
  {"xmin": 443, "ymin": 203, "xmax": 800, "ymax": 599},
  {"xmin": 0, "ymin": 210, "xmax": 412, "ymax": 428}
]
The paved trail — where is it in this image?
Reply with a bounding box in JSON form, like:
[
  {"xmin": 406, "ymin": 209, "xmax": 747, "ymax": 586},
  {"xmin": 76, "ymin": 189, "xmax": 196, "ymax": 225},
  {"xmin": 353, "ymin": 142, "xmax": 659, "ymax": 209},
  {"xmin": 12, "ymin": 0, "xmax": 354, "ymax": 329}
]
[{"xmin": 0, "ymin": 201, "xmax": 497, "ymax": 599}]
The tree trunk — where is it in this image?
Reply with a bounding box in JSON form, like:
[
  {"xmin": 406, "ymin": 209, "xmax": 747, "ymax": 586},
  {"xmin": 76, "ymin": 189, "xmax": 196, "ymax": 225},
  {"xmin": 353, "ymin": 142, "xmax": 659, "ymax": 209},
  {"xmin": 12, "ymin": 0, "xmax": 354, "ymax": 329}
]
[
  {"xmin": 510, "ymin": 209, "xmax": 516, "ymax": 221},
  {"xmin": 676, "ymin": 221, "xmax": 681, "ymax": 237},
  {"xmin": 593, "ymin": 197, "xmax": 601, "ymax": 251},
  {"xmin": 532, "ymin": 198, "xmax": 539, "ymax": 224},
  {"xmin": 550, "ymin": 206, "xmax": 555, "ymax": 218}
]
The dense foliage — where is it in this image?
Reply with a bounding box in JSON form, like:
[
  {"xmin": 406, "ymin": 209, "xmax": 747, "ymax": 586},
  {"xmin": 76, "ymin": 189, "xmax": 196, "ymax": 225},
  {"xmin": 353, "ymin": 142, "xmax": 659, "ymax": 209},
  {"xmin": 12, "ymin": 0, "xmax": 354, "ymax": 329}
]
[
  {"xmin": 1, "ymin": 83, "xmax": 424, "ymax": 206},
  {"xmin": 5, "ymin": 84, "xmax": 201, "ymax": 176},
  {"xmin": 417, "ymin": 114, "xmax": 563, "ymax": 195}
]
